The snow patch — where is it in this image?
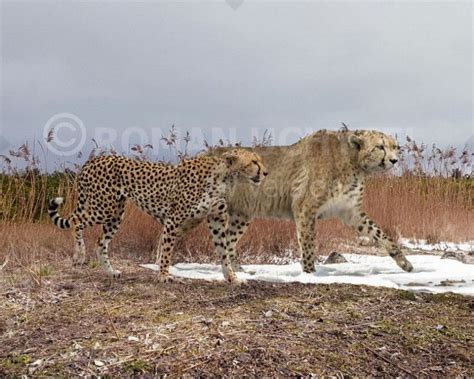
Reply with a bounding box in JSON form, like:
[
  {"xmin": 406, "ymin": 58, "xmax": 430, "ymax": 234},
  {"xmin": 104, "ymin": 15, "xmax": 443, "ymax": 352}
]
[
  {"xmin": 400, "ymin": 238, "xmax": 473, "ymax": 253},
  {"xmin": 141, "ymin": 254, "xmax": 474, "ymax": 295}
]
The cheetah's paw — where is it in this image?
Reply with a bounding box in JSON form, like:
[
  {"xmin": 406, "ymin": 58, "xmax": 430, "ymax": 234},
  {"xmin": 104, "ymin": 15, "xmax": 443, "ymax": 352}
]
[{"xmin": 106, "ymin": 269, "xmax": 122, "ymax": 279}]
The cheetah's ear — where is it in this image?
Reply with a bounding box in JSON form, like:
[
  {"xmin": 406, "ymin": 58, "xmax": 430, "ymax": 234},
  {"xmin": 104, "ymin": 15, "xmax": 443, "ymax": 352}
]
[
  {"xmin": 222, "ymin": 150, "xmax": 238, "ymax": 167},
  {"xmin": 349, "ymin": 134, "xmax": 364, "ymax": 150}
]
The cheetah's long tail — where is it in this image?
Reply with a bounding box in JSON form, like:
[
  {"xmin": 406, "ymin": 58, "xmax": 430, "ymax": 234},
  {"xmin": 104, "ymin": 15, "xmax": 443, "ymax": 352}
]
[{"xmin": 48, "ymin": 197, "xmax": 72, "ymax": 229}]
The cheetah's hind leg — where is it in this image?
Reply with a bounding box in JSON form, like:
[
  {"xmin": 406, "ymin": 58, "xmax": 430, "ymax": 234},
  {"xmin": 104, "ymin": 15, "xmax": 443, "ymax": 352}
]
[
  {"xmin": 72, "ymin": 224, "xmax": 87, "ymax": 266},
  {"xmin": 95, "ymin": 199, "xmax": 126, "ymax": 279}
]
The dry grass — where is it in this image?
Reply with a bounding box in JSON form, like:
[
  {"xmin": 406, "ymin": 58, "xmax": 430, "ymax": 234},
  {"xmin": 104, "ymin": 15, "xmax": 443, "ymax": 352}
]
[
  {"xmin": 0, "ymin": 262, "xmax": 472, "ymax": 377},
  {"xmin": 364, "ymin": 175, "xmax": 473, "ymax": 242},
  {"xmin": 1, "ymin": 135, "xmax": 472, "ymax": 251},
  {"xmin": 1, "ymin": 174, "xmax": 471, "ymax": 271},
  {"xmin": 1, "ymin": 133, "xmax": 473, "ymax": 377},
  {"xmin": 0, "ymin": 136, "xmax": 472, "ymax": 339}
]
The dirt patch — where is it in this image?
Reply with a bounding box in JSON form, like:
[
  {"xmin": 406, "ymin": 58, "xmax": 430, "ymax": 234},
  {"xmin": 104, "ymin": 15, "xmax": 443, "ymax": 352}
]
[{"xmin": 1, "ymin": 259, "xmax": 472, "ymax": 377}]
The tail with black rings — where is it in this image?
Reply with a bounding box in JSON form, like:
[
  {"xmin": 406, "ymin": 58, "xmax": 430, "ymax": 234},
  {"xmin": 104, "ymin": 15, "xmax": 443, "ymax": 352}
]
[{"xmin": 48, "ymin": 197, "xmax": 72, "ymax": 229}]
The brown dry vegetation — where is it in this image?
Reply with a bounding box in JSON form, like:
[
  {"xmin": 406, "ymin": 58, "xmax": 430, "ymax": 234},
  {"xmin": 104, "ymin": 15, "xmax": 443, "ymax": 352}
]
[
  {"xmin": 0, "ymin": 262, "xmax": 473, "ymax": 377},
  {"xmin": 1, "ymin": 174, "xmax": 472, "ymax": 270},
  {"xmin": 1, "ymin": 134, "xmax": 473, "ymax": 376},
  {"xmin": 1, "ymin": 134, "xmax": 472, "ymax": 249}
]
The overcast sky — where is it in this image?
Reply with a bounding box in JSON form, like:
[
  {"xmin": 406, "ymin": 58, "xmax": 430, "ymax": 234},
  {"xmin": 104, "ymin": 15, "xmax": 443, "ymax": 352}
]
[{"xmin": 1, "ymin": 1, "xmax": 472, "ymax": 159}]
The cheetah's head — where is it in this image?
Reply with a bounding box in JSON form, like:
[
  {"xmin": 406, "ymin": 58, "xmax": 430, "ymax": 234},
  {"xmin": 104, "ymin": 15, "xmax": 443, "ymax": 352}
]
[
  {"xmin": 349, "ymin": 130, "xmax": 400, "ymax": 173},
  {"xmin": 223, "ymin": 149, "xmax": 268, "ymax": 185}
]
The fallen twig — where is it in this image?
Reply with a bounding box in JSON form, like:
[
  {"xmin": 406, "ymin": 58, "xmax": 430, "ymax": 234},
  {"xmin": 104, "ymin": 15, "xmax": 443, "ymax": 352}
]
[
  {"xmin": 0, "ymin": 256, "xmax": 9, "ymax": 271},
  {"xmin": 84, "ymin": 268, "xmax": 121, "ymax": 340},
  {"xmin": 362, "ymin": 343, "xmax": 416, "ymax": 377},
  {"xmin": 181, "ymin": 358, "xmax": 211, "ymax": 373}
]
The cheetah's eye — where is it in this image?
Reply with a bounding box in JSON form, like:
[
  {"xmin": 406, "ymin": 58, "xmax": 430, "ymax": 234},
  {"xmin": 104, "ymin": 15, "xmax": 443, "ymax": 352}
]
[
  {"xmin": 252, "ymin": 160, "xmax": 258, "ymax": 164},
  {"xmin": 377, "ymin": 145, "xmax": 385, "ymax": 150}
]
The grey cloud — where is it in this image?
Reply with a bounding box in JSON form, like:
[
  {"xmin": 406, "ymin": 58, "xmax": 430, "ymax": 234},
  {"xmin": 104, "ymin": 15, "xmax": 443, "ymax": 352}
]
[{"xmin": 1, "ymin": 1, "xmax": 472, "ymax": 156}]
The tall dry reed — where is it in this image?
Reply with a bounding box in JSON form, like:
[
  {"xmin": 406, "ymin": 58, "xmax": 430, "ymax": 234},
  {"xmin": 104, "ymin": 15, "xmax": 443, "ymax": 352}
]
[{"xmin": 0, "ymin": 130, "xmax": 472, "ymax": 266}]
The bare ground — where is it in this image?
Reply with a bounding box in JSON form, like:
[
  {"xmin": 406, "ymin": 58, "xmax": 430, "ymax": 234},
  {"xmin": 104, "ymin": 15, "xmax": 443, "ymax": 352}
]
[{"xmin": 0, "ymin": 258, "xmax": 472, "ymax": 377}]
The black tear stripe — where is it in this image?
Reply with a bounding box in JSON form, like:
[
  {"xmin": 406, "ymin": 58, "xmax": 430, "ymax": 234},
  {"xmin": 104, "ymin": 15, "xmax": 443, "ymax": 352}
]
[{"xmin": 381, "ymin": 138, "xmax": 387, "ymax": 164}]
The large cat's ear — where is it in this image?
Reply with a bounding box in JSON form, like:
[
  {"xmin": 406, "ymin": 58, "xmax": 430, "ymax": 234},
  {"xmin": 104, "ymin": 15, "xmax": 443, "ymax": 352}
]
[
  {"xmin": 222, "ymin": 150, "xmax": 238, "ymax": 167},
  {"xmin": 349, "ymin": 134, "xmax": 363, "ymax": 150}
]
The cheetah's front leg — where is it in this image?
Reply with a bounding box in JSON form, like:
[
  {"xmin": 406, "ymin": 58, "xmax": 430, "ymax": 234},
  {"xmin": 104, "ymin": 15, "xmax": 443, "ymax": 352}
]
[
  {"xmin": 294, "ymin": 209, "xmax": 317, "ymax": 273},
  {"xmin": 207, "ymin": 206, "xmax": 242, "ymax": 285},
  {"xmin": 225, "ymin": 213, "xmax": 250, "ymax": 272},
  {"xmin": 157, "ymin": 223, "xmax": 178, "ymax": 283},
  {"xmin": 154, "ymin": 218, "xmax": 201, "ymax": 264},
  {"xmin": 345, "ymin": 211, "xmax": 413, "ymax": 272}
]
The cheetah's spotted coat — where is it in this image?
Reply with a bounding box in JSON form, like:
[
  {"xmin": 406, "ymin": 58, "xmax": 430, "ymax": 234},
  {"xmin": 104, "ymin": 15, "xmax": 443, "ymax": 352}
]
[
  {"xmin": 48, "ymin": 150, "xmax": 267, "ymax": 283},
  {"xmin": 206, "ymin": 129, "xmax": 414, "ymax": 274}
]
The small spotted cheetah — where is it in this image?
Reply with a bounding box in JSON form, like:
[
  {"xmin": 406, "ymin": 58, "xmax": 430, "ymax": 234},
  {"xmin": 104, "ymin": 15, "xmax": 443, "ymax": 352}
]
[{"xmin": 48, "ymin": 150, "xmax": 268, "ymax": 283}]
